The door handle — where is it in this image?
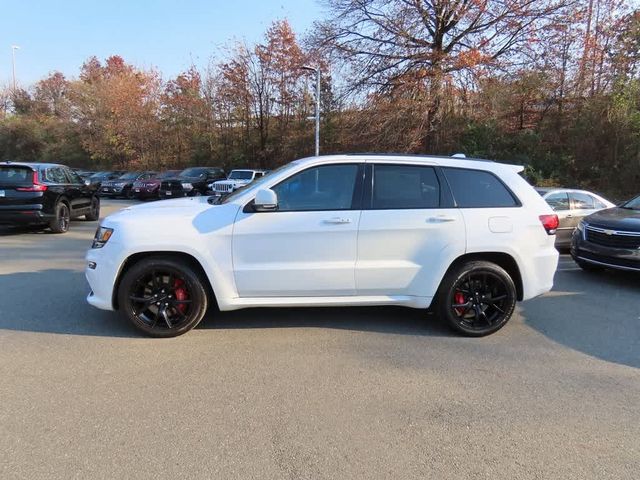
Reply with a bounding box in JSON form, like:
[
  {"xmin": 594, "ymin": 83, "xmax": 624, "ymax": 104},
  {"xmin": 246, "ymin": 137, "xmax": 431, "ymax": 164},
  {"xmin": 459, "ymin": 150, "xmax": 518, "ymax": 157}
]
[
  {"xmin": 324, "ymin": 217, "xmax": 352, "ymax": 224},
  {"xmin": 427, "ymin": 215, "xmax": 457, "ymax": 223}
]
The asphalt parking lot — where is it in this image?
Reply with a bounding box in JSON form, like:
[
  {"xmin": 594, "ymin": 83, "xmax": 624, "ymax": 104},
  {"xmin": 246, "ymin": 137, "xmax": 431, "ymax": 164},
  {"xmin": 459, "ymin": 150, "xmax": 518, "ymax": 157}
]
[{"xmin": 0, "ymin": 199, "xmax": 639, "ymax": 480}]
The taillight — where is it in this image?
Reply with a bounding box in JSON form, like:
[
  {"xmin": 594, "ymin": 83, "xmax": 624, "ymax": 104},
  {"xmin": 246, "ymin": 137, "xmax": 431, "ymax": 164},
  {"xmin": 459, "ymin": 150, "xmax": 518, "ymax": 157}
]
[
  {"xmin": 16, "ymin": 171, "xmax": 48, "ymax": 192},
  {"xmin": 539, "ymin": 214, "xmax": 559, "ymax": 235}
]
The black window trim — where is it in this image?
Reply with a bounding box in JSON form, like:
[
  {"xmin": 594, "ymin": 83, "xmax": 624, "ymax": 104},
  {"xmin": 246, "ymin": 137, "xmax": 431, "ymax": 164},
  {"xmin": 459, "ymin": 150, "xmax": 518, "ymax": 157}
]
[
  {"xmin": 441, "ymin": 166, "xmax": 522, "ymax": 209},
  {"xmin": 244, "ymin": 163, "xmax": 365, "ymax": 213}
]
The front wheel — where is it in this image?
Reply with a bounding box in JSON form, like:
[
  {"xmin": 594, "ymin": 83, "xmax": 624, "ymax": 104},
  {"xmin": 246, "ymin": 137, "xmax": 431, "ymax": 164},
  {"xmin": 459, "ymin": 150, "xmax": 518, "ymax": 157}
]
[
  {"xmin": 118, "ymin": 257, "xmax": 209, "ymax": 337},
  {"xmin": 437, "ymin": 261, "xmax": 517, "ymax": 337}
]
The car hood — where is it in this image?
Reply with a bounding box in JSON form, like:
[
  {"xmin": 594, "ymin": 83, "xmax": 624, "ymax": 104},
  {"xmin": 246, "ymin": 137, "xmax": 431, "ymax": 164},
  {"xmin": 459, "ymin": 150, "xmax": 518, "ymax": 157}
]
[
  {"xmin": 216, "ymin": 179, "xmax": 249, "ymax": 185},
  {"xmin": 585, "ymin": 207, "xmax": 640, "ymax": 232},
  {"xmin": 100, "ymin": 196, "xmax": 240, "ymax": 247}
]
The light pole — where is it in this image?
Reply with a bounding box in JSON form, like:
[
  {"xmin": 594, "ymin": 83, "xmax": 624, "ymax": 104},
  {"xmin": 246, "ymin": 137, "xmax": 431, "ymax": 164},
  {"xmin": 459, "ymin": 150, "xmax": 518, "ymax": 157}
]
[
  {"xmin": 11, "ymin": 45, "xmax": 20, "ymax": 91},
  {"xmin": 301, "ymin": 65, "xmax": 320, "ymax": 156}
]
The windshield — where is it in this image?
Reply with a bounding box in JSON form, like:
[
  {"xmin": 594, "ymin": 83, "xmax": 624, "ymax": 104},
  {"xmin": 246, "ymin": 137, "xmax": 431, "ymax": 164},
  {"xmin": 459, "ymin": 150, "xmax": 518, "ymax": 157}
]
[
  {"xmin": 118, "ymin": 172, "xmax": 140, "ymax": 180},
  {"xmin": 157, "ymin": 170, "xmax": 180, "ymax": 179},
  {"xmin": 220, "ymin": 162, "xmax": 298, "ymax": 204},
  {"xmin": 622, "ymin": 195, "xmax": 640, "ymax": 210},
  {"xmin": 180, "ymin": 168, "xmax": 206, "ymax": 177},
  {"xmin": 229, "ymin": 170, "xmax": 254, "ymax": 180}
]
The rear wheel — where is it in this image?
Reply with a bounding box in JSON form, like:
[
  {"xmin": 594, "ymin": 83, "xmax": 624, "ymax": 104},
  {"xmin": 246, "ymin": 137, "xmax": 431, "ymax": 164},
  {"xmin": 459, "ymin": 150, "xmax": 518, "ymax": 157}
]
[
  {"xmin": 118, "ymin": 257, "xmax": 208, "ymax": 337},
  {"xmin": 438, "ymin": 261, "xmax": 517, "ymax": 337},
  {"xmin": 49, "ymin": 202, "xmax": 70, "ymax": 234},
  {"xmin": 84, "ymin": 196, "xmax": 100, "ymax": 221}
]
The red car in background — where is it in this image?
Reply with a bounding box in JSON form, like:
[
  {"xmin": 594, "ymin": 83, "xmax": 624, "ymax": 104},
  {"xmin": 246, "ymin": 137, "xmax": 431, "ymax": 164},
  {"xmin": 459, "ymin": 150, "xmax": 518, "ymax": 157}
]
[{"xmin": 132, "ymin": 170, "xmax": 181, "ymax": 200}]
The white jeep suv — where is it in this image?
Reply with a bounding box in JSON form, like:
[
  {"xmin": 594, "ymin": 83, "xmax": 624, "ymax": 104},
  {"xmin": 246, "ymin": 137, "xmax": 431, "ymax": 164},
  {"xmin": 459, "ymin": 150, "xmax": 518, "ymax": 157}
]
[
  {"xmin": 208, "ymin": 169, "xmax": 266, "ymax": 196},
  {"xmin": 85, "ymin": 155, "xmax": 559, "ymax": 337}
]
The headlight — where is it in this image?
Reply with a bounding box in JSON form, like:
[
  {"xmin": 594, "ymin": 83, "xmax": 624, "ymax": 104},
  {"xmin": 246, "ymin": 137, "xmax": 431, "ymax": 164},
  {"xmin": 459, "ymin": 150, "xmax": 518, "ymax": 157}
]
[
  {"xmin": 115, "ymin": 182, "xmax": 126, "ymax": 187},
  {"xmin": 92, "ymin": 226, "xmax": 114, "ymax": 248},
  {"xmin": 181, "ymin": 183, "xmax": 193, "ymax": 189},
  {"xmin": 577, "ymin": 220, "xmax": 586, "ymax": 233}
]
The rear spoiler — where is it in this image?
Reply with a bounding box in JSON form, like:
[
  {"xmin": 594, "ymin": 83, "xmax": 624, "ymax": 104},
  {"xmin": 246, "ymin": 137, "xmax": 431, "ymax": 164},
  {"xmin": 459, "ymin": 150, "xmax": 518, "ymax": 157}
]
[{"xmin": 505, "ymin": 164, "xmax": 525, "ymax": 173}]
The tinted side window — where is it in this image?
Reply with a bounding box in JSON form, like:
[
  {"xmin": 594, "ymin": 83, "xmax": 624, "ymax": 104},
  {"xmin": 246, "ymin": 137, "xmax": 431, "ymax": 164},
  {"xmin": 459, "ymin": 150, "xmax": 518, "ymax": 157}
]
[
  {"xmin": 443, "ymin": 168, "xmax": 518, "ymax": 208},
  {"xmin": 570, "ymin": 192, "xmax": 596, "ymax": 210},
  {"xmin": 372, "ymin": 165, "xmax": 440, "ymax": 209},
  {"xmin": 273, "ymin": 164, "xmax": 359, "ymax": 211},
  {"xmin": 65, "ymin": 169, "xmax": 84, "ymax": 184},
  {"xmin": 545, "ymin": 192, "xmax": 570, "ymax": 211},
  {"xmin": 43, "ymin": 167, "xmax": 68, "ymax": 184}
]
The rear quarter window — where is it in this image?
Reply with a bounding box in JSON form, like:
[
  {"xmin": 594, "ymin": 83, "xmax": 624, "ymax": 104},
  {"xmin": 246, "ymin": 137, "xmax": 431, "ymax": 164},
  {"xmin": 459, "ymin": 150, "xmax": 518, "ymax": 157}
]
[{"xmin": 442, "ymin": 167, "xmax": 519, "ymax": 208}]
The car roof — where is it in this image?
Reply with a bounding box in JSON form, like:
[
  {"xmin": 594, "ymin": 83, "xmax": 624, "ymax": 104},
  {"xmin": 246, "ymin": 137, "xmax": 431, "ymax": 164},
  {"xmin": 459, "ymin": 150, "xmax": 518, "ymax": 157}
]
[
  {"xmin": 0, "ymin": 161, "xmax": 63, "ymax": 169},
  {"xmin": 290, "ymin": 154, "xmax": 524, "ymax": 173}
]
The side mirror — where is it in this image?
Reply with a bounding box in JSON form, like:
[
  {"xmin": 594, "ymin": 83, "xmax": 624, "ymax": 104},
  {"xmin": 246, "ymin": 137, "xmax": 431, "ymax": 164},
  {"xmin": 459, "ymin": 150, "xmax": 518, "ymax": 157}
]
[{"xmin": 254, "ymin": 189, "xmax": 278, "ymax": 212}]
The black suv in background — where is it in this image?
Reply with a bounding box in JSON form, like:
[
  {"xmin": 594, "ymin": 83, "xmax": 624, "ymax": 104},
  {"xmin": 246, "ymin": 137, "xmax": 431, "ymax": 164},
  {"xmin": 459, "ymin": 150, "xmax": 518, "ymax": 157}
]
[
  {"xmin": 99, "ymin": 171, "xmax": 157, "ymax": 199},
  {"xmin": 571, "ymin": 194, "xmax": 640, "ymax": 272},
  {"xmin": 159, "ymin": 167, "xmax": 226, "ymax": 198},
  {"xmin": 0, "ymin": 162, "xmax": 100, "ymax": 233}
]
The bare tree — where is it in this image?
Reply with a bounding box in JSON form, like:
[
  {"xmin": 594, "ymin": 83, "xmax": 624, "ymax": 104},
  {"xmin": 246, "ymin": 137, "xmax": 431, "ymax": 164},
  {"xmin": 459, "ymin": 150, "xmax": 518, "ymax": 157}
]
[{"xmin": 316, "ymin": 0, "xmax": 571, "ymax": 151}]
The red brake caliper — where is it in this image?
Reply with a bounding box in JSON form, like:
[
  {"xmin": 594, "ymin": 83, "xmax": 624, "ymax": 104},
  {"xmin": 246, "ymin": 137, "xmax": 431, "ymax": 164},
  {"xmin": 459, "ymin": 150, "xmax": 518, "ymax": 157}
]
[
  {"xmin": 454, "ymin": 291, "xmax": 466, "ymax": 316},
  {"xmin": 173, "ymin": 278, "xmax": 188, "ymax": 313}
]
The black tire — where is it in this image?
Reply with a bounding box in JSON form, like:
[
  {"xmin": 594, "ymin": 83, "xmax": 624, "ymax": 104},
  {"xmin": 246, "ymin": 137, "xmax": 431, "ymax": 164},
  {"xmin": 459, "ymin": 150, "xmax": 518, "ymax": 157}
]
[
  {"xmin": 49, "ymin": 202, "xmax": 71, "ymax": 234},
  {"xmin": 122, "ymin": 187, "xmax": 134, "ymax": 200},
  {"xmin": 575, "ymin": 259, "xmax": 604, "ymax": 272},
  {"xmin": 118, "ymin": 257, "xmax": 209, "ymax": 338},
  {"xmin": 192, "ymin": 190, "xmax": 202, "ymax": 197},
  {"xmin": 84, "ymin": 196, "xmax": 100, "ymax": 221},
  {"xmin": 437, "ymin": 261, "xmax": 517, "ymax": 337}
]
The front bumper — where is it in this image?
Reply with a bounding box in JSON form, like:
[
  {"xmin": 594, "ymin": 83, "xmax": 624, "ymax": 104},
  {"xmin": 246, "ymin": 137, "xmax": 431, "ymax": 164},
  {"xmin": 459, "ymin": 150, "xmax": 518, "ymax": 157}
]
[
  {"xmin": 570, "ymin": 231, "xmax": 640, "ymax": 272},
  {"xmin": 99, "ymin": 186, "xmax": 125, "ymax": 196},
  {"xmin": 85, "ymin": 244, "xmax": 124, "ymax": 311}
]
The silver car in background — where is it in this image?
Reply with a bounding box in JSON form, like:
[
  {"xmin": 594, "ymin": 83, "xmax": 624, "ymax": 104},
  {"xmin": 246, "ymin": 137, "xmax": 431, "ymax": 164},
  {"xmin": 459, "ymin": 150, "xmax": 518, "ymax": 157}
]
[{"xmin": 536, "ymin": 188, "xmax": 615, "ymax": 248}]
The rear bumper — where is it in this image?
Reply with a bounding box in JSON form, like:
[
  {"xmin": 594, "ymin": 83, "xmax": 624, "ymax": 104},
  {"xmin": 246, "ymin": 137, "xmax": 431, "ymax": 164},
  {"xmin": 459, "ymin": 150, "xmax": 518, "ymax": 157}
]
[
  {"xmin": 521, "ymin": 247, "xmax": 559, "ymax": 300},
  {"xmin": 0, "ymin": 209, "xmax": 53, "ymax": 225},
  {"xmin": 571, "ymin": 231, "xmax": 640, "ymax": 272}
]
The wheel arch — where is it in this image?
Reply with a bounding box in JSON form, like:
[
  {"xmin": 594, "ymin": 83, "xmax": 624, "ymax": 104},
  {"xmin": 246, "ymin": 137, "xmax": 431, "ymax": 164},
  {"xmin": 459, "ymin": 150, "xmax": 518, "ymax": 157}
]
[
  {"xmin": 112, "ymin": 251, "xmax": 217, "ymax": 310},
  {"xmin": 436, "ymin": 252, "xmax": 524, "ymax": 302}
]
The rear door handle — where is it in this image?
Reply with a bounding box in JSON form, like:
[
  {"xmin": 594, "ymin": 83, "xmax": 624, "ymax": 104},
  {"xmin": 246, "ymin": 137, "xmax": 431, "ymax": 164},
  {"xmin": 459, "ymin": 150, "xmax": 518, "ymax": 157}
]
[
  {"xmin": 428, "ymin": 215, "xmax": 457, "ymax": 223},
  {"xmin": 324, "ymin": 217, "xmax": 352, "ymax": 224}
]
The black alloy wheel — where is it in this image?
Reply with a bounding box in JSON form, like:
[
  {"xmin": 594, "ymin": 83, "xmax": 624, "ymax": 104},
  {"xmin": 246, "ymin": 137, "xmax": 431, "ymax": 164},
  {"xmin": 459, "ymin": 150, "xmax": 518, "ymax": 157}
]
[
  {"xmin": 50, "ymin": 202, "xmax": 70, "ymax": 234},
  {"xmin": 118, "ymin": 257, "xmax": 208, "ymax": 337},
  {"xmin": 438, "ymin": 261, "xmax": 516, "ymax": 336}
]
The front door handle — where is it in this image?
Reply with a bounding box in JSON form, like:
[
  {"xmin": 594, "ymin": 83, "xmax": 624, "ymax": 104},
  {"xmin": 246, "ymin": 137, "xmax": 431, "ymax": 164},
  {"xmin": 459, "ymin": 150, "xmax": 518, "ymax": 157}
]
[
  {"xmin": 428, "ymin": 215, "xmax": 457, "ymax": 223},
  {"xmin": 324, "ymin": 217, "xmax": 352, "ymax": 224}
]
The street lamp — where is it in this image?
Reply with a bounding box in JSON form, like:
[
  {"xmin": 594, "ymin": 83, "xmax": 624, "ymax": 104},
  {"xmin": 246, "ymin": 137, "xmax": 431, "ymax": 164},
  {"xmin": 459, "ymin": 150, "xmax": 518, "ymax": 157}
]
[
  {"xmin": 11, "ymin": 45, "xmax": 20, "ymax": 91},
  {"xmin": 301, "ymin": 65, "xmax": 320, "ymax": 156}
]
